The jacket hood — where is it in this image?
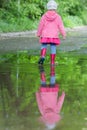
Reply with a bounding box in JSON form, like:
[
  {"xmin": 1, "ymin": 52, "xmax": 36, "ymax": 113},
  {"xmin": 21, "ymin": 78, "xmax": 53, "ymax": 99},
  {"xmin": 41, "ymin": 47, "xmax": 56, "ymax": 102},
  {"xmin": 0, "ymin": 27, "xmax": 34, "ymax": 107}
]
[
  {"xmin": 40, "ymin": 113, "xmax": 61, "ymax": 124},
  {"xmin": 44, "ymin": 11, "xmax": 57, "ymax": 21}
]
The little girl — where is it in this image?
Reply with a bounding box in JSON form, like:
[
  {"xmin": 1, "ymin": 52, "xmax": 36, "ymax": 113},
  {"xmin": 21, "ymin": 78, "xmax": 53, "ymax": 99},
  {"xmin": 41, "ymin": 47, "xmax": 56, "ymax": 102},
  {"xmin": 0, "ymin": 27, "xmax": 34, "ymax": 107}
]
[{"xmin": 37, "ymin": 0, "xmax": 66, "ymax": 65}]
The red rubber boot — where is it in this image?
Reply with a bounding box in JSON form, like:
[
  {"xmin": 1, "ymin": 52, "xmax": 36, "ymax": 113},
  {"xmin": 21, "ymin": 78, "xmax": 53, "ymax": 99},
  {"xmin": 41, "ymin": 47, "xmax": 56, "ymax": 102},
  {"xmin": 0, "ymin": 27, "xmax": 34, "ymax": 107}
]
[
  {"xmin": 50, "ymin": 65, "xmax": 55, "ymax": 76},
  {"xmin": 41, "ymin": 48, "xmax": 46, "ymax": 57},
  {"xmin": 38, "ymin": 48, "xmax": 46, "ymax": 65}
]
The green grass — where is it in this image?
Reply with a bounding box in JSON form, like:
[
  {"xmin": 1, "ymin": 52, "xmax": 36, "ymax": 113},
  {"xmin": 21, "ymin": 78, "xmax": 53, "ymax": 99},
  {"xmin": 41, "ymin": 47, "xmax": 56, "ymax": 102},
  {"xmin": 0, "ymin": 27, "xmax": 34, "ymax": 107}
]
[
  {"xmin": 0, "ymin": 15, "xmax": 87, "ymax": 33},
  {"xmin": 63, "ymin": 15, "xmax": 83, "ymax": 27},
  {"xmin": 0, "ymin": 18, "xmax": 39, "ymax": 32}
]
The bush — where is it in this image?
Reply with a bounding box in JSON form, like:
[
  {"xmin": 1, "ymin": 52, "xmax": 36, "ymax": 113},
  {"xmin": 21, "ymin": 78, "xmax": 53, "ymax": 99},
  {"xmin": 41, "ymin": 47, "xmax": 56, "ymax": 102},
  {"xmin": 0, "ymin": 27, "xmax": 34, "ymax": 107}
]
[
  {"xmin": 80, "ymin": 10, "xmax": 87, "ymax": 25},
  {"xmin": 63, "ymin": 15, "xmax": 83, "ymax": 27}
]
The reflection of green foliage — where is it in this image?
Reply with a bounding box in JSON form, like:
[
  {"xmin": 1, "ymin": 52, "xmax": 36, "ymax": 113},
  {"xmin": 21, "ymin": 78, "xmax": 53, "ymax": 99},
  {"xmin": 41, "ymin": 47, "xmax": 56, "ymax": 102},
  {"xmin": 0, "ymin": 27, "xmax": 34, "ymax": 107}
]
[{"xmin": 0, "ymin": 51, "xmax": 87, "ymax": 115}]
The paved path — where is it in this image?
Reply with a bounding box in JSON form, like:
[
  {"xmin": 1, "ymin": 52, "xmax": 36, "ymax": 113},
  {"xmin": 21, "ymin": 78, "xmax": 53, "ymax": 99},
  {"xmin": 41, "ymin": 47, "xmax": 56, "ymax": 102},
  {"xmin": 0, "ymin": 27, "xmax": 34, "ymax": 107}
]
[{"xmin": 0, "ymin": 26, "xmax": 87, "ymax": 54}]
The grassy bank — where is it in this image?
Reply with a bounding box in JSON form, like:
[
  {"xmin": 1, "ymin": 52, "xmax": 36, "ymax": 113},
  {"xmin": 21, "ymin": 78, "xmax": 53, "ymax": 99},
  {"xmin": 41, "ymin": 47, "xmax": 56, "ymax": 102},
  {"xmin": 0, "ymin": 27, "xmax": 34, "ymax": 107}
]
[{"xmin": 0, "ymin": 15, "xmax": 87, "ymax": 33}]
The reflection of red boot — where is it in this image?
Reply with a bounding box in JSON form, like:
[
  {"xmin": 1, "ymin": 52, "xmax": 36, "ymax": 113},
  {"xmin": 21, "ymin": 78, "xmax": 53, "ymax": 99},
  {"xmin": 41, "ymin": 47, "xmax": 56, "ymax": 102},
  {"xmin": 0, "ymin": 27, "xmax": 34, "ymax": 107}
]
[
  {"xmin": 50, "ymin": 65, "xmax": 55, "ymax": 87},
  {"xmin": 38, "ymin": 48, "xmax": 46, "ymax": 65},
  {"xmin": 50, "ymin": 54, "xmax": 56, "ymax": 65},
  {"xmin": 40, "ymin": 71, "xmax": 47, "ymax": 88},
  {"xmin": 50, "ymin": 65, "xmax": 55, "ymax": 76},
  {"xmin": 41, "ymin": 72, "xmax": 46, "ymax": 83}
]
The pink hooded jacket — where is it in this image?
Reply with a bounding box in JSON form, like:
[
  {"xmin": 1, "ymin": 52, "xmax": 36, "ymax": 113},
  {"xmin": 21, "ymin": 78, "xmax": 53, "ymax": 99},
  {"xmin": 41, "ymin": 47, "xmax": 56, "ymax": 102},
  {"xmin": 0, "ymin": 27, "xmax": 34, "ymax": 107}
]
[{"xmin": 37, "ymin": 11, "xmax": 66, "ymax": 38}]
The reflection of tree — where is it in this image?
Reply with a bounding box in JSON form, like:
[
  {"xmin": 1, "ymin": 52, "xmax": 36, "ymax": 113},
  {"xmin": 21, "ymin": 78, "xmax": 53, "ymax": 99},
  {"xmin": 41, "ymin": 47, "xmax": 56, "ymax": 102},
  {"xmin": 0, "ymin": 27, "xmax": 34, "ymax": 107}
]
[
  {"xmin": 0, "ymin": 62, "xmax": 17, "ymax": 119},
  {"xmin": 0, "ymin": 71, "xmax": 14, "ymax": 97},
  {"xmin": 0, "ymin": 62, "xmax": 16, "ymax": 130}
]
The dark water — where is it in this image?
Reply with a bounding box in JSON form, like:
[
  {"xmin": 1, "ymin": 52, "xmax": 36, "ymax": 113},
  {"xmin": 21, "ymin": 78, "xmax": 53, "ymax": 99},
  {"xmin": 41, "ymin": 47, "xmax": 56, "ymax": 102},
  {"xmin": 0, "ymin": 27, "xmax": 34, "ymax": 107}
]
[{"xmin": 0, "ymin": 51, "xmax": 87, "ymax": 130}]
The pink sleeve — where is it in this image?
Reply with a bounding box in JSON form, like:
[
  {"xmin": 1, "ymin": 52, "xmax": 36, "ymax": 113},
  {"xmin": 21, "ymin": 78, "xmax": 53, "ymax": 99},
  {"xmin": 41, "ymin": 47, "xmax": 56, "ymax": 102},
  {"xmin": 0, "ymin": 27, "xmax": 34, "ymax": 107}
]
[
  {"xmin": 58, "ymin": 16, "xmax": 66, "ymax": 37},
  {"xmin": 35, "ymin": 92, "xmax": 44, "ymax": 115},
  {"xmin": 56, "ymin": 91, "xmax": 65, "ymax": 113},
  {"xmin": 37, "ymin": 15, "xmax": 45, "ymax": 37}
]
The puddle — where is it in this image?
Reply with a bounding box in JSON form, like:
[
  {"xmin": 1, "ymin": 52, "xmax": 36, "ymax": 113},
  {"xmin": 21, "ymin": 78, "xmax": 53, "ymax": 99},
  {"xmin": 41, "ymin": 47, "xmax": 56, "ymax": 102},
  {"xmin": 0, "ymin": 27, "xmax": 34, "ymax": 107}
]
[
  {"xmin": 0, "ymin": 51, "xmax": 87, "ymax": 130},
  {"xmin": 0, "ymin": 34, "xmax": 87, "ymax": 53}
]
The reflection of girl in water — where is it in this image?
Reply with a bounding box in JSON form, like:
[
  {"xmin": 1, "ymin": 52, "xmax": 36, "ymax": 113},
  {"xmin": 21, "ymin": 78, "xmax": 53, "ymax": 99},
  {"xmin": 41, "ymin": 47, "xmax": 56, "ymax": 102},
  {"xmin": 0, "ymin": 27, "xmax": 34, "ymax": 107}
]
[{"xmin": 36, "ymin": 66, "xmax": 65, "ymax": 129}]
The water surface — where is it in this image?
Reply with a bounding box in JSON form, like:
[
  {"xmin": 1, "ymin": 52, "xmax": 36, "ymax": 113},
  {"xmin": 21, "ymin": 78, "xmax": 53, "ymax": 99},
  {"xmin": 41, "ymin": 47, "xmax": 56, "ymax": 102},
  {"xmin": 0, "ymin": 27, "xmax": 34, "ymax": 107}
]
[{"xmin": 0, "ymin": 51, "xmax": 87, "ymax": 130}]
